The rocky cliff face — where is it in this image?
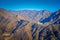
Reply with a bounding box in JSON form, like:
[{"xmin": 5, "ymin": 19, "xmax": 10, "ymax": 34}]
[{"xmin": 0, "ymin": 8, "xmax": 60, "ymax": 40}]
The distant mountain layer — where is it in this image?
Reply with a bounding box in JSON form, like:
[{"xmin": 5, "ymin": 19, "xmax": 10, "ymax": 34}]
[
  {"xmin": 8, "ymin": 9, "xmax": 60, "ymax": 24},
  {"xmin": 0, "ymin": 8, "xmax": 60, "ymax": 40}
]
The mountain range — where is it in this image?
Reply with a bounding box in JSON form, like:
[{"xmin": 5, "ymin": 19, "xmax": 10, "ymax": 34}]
[{"xmin": 0, "ymin": 8, "xmax": 60, "ymax": 40}]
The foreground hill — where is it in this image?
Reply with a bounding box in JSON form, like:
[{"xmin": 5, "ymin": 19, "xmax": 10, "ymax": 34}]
[{"xmin": 0, "ymin": 8, "xmax": 60, "ymax": 40}]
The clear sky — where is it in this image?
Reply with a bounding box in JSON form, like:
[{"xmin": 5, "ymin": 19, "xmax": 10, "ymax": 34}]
[{"xmin": 0, "ymin": 0, "xmax": 60, "ymax": 12}]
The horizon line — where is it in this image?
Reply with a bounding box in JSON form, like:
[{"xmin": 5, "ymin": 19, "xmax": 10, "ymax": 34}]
[{"xmin": 0, "ymin": 8, "xmax": 60, "ymax": 12}]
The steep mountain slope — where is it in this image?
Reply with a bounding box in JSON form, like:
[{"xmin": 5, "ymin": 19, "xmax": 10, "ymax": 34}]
[{"xmin": 39, "ymin": 9, "xmax": 60, "ymax": 24}]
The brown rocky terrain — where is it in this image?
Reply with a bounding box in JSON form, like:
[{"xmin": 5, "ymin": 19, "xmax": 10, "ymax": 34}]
[{"xmin": 0, "ymin": 8, "xmax": 60, "ymax": 40}]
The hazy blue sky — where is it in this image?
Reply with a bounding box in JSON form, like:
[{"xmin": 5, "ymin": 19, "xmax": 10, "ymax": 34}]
[{"xmin": 0, "ymin": 0, "xmax": 60, "ymax": 12}]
